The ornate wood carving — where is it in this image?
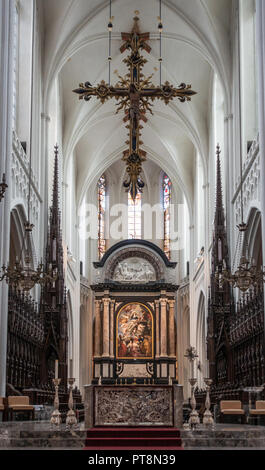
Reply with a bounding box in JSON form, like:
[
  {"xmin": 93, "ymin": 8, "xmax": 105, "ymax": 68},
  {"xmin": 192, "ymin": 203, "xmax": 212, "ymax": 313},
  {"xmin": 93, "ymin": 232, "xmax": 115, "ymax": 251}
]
[
  {"xmin": 6, "ymin": 146, "xmax": 70, "ymax": 400},
  {"xmin": 40, "ymin": 145, "xmax": 68, "ymax": 389},
  {"xmin": 6, "ymin": 287, "xmax": 44, "ymax": 390},
  {"xmin": 205, "ymin": 146, "xmax": 265, "ymax": 400}
]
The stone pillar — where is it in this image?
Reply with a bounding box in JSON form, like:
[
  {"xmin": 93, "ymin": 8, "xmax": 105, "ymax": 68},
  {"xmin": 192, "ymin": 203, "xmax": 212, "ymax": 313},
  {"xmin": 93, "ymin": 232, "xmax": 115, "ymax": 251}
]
[
  {"xmin": 173, "ymin": 384, "xmax": 184, "ymax": 428},
  {"xmin": 40, "ymin": 113, "xmax": 50, "ymax": 252},
  {"xmin": 102, "ymin": 298, "xmax": 110, "ymax": 357},
  {"xmin": 155, "ymin": 300, "xmax": 160, "ymax": 357},
  {"xmin": 168, "ymin": 299, "xmax": 176, "ymax": 357},
  {"xmin": 84, "ymin": 292, "xmax": 90, "ymax": 386},
  {"xmin": 160, "ymin": 298, "xmax": 168, "ymax": 358},
  {"xmin": 94, "ymin": 300, "xmax": 101, "ymax": 358},
  {"xmin": 84, "ymin": 384, "xmax": 94, "ymax": 428},
  {"xmin": 109, "ymin": 299, "xmax": 115, "ymax": 358},
  {"xmin": 0, "ymin": 0, "xmax": 15, "ymax": 397},
  {"xmin": 256, "ymin": 0, "xmax": 265, "ymax": 343}
]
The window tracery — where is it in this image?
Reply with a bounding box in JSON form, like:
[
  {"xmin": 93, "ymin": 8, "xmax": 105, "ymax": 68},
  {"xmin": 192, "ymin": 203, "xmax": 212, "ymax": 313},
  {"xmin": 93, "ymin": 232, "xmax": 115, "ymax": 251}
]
[
  {"xmin": 98, "ymin": 174, "xmax": 106, "ymax": 259},
  {"xmin": 163, "ymin": 173, "xmax": 171, "ymax": 259},
  {"xmin": 128, "ymin": 192, "xmax": 141, "ymax": 239}
]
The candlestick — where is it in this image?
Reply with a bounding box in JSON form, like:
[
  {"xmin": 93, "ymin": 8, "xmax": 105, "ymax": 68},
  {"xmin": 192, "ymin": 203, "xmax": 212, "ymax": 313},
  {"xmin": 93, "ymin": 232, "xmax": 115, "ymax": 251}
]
[
  {"xmin": 50, "ymin": 378, "xmax": 61, "ymax": 428},
  {"xmin": 55, "ymin": 360, "xmax": 58, "ymax": 378},
  {"xmin": 203, "ymin": 378, "xmax": 214, "ymax": 427},
  {"xmin": 66, "ymin": 378, "xmax": 78, "ymax": 429},
  {"xmin": 188, "ymin": 378, "xmax": 200, "ymax": 429}
]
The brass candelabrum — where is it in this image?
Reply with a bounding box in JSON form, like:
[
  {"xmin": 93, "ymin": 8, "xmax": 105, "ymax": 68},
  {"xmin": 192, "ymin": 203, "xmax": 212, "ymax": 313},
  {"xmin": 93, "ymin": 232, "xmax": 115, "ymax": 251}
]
[
  {"xmin": 50, "ymin": 378, "xmax": 62, "ymax": 428},
  {"xmin": 66, "ymin": 378, "xmax": 78, "ymax": 429},
  {"xmin": 203, "ymin": 378, "xmax": 214, "ymax": 427}
]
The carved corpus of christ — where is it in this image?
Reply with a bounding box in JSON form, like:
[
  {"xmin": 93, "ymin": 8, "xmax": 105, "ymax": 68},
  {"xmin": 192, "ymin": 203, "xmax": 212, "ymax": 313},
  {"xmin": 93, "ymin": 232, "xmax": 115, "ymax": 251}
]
[{"xmin": 73, "ymin": 15, "xmax": 197, "ymax": 201}]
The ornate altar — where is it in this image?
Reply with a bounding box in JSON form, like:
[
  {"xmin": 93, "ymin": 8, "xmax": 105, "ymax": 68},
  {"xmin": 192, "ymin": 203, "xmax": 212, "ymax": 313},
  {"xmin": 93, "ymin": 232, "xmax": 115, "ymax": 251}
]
[
  {"xmin": 91, "ymin": 239, "xmax": 179, "ymax": 384},
  {"xmin": 84, "ymin": 383, "xmax": 183, "ymax": 428}
]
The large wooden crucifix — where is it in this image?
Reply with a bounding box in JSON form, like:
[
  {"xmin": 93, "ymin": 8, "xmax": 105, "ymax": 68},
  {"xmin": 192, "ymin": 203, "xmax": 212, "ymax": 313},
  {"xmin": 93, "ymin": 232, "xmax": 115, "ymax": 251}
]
[{"xmin": 73, "ymin": 15, "xmax": 196, "ymax": 200}]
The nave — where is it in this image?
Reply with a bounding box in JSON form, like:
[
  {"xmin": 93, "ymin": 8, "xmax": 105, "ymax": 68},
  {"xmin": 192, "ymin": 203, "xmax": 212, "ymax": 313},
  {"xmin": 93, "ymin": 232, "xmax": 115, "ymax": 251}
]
[{"xmin": 0, "ymin": 0, "xmax": 265, "ymax": 452}]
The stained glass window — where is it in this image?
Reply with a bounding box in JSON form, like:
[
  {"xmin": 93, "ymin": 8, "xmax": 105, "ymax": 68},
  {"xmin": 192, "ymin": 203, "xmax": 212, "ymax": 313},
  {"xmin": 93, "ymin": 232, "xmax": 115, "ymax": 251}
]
[
  {"xmin": 163, "ymin": 173, "xmax": 171, "ymax": 259},
  {"xmin": 98, "ymin": 174, "xmax": 106, "ymax": 259},
  {"xmin": 128, "ymin": 192, "xmax": 141, "ymax": 239}
]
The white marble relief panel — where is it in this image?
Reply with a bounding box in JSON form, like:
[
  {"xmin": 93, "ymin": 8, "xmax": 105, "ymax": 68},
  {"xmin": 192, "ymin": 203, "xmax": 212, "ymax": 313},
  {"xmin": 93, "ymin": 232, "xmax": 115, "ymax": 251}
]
[{"xmin": 113, "ymin": 257, "xmax": 156, "ymax": 283}]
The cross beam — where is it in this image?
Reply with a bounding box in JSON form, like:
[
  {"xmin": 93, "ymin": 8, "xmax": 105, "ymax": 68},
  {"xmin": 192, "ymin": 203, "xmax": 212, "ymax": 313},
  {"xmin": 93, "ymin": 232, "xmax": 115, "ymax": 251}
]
[{"xmin": 73, "ymin": 15, "xmax": 197, "ymax": 200}]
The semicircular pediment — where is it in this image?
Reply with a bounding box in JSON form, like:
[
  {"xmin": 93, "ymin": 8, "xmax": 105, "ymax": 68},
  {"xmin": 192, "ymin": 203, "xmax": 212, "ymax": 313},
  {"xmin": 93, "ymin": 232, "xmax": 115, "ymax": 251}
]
[
  {"xmin": 103, "ymin": 246, "xmax": 167, "ymax": 283},
  {"xmin": 92, "ymin": 240, "xmax": 178, "ymax": 285}
]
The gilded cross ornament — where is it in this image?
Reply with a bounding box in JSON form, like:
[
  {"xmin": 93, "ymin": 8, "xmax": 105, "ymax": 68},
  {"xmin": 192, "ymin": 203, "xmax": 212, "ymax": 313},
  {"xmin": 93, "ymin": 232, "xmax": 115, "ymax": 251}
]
[{"xmin": 73, "ymin": 15, "xmax": 197, "ymax": 200}]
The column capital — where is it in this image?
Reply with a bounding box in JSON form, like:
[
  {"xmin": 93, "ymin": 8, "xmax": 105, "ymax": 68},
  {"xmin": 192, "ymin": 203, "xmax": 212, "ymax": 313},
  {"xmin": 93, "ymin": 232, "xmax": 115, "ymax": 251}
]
[
  {"xmin": 159, "ymin": 298, "xmax": 167, "ymax": 307},
  {"xmin": 103, "ymin": 297, "xmax": 111, "ymax": 304},
  {"xmin": 168, "ymin": 299, "xmax": 176, "ymax": 307}
]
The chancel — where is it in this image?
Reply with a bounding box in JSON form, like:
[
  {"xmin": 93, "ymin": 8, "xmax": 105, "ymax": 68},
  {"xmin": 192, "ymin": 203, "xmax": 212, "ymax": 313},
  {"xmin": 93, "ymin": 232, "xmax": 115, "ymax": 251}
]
[{"xmin": 0, "ymin": 0, "xmax": 265, "ymax": 451}]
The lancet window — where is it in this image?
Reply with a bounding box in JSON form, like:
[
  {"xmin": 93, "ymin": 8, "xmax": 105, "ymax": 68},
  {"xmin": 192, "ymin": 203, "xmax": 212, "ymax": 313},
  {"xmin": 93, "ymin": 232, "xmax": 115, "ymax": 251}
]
[
  {"xmin": 128, "ymin": 192, "xmax": 141, "ymax": 239},
  {"xmin": 163, "ymin": 173, "xmax": 171, "ymax": 259},
  {"xmin": 98, "ymin": 175, "xmax": 106, "ymax": 259}
]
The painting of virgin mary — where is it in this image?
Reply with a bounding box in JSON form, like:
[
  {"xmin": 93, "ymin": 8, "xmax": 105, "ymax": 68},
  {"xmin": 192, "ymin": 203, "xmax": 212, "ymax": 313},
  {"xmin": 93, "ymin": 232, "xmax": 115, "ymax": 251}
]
[{"xmin": 116, "ymin": 303, "xmax": 153, "ymax": 359}]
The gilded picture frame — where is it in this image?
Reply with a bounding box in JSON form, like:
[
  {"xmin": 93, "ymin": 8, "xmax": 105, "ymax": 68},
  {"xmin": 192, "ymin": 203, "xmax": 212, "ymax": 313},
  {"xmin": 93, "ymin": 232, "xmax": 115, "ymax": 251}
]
[{"xmin": 116, "ymin": 302, "xmax": 154, "ymax": 360}]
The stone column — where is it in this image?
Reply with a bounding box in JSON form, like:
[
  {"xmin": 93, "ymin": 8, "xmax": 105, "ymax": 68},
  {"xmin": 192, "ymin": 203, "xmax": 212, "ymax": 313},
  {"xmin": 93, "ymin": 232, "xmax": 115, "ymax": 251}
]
[
  {"xmin": 256, "ymin": 0, "xmax": 265, "ymax": 342},
  {"xmin": 155, "ymin": 300, "xmax": 160, "ymax": 357},
  {"xmin": 160, "ymin": 298, "xmax": 168, "ymax": 357},
  {"xmin": 94, "ymin": 300, "xmax": 101, "ymax": 358},
  {"xmin": 102, "ymin": 298, "xmax": 110, "ymax": 357},
  {"xmin": 40, "ymin": 113, "xmax": 50, "ymax": 253},
  {"xmin": 109, "ymin": 299, "xmax": 115, "ymax": 358},
  {"xmin": 84, "ymin": 384, "xmax": 94, "ymax": 428},
  {"xmin": 173, "ymin": 384, "xmax": 184, "ymax": 428},
  {"xmin": 84, "ymin": 292, "xmax": 90, "ymax": 385},
  {"xmin": 168, "ymin": 299, "xmax": 176, "ymax": 357},
  {"xmin": 0, "ymin": 0, "xmax": 15, "ymax": 397}
]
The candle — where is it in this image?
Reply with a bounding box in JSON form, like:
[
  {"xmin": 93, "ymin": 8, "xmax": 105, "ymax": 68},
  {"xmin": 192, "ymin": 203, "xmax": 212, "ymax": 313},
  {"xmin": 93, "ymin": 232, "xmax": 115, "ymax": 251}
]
[{"xmin": 55, "ymin": 360, "xmax": 58, "ymax": 379}]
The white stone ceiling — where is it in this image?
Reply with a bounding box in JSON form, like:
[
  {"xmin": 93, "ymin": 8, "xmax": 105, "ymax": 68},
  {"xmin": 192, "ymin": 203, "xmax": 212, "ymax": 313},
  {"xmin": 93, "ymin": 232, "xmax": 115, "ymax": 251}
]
[{"xmin": 40, "ymin": 0, "xmax": 232, "ymax": 208}]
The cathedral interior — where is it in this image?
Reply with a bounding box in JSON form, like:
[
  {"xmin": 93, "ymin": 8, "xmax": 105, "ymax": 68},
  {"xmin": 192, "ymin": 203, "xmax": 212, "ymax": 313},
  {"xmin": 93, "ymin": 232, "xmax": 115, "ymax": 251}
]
[{"xmin": 0, "ymin": 0, "xmax": 265, "ymax": 452}]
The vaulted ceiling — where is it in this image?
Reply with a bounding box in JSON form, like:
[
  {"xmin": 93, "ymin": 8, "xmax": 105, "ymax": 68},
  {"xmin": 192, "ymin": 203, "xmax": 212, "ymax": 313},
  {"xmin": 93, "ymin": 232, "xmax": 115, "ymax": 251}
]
[{"xmin": 40, "ymin": 0, "xmax": 232, "ymax": 209}]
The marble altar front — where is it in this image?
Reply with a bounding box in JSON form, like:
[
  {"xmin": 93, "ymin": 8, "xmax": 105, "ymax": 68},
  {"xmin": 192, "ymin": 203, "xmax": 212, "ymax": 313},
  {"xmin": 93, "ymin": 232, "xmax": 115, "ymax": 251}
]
[{"xmin": 84, "ymin": 384, "xmax": 183, "ymax": 428}]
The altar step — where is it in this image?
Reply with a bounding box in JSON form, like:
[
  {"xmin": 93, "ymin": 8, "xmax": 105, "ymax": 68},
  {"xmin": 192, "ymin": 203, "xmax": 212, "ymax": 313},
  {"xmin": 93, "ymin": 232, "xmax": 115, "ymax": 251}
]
[
  {"xmin": 180, "ymin": 427, "xmax": 265, "ymax": 448},
  {"xmin": 84, "ymin": 427, "xmax": 183, "ymax": 450}
]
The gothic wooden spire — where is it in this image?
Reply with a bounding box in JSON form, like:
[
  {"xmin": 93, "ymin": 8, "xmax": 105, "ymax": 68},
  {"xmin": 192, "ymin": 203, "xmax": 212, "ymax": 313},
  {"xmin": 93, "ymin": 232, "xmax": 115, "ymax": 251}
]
[
  {"xmin": 215, "ymin": 144, "xmax": 225, "ymax": 226},
  {"xmin": 212, "ymin": 144, "xmax": 230, "ymax": 273},
  {"xmin": 207, "ymin": 144, "xmax": 234, "ymax": 385},
  {"xmin": 47, "ymin": 144, "xmax": 63, "ymax": 277},
  {"xmin": 50, "ymin": 144, "xmax": 60, "ymax": 232},
  {"xmin": 41, "ymin": 144, "xmax": 68, "ymax": 389}
]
